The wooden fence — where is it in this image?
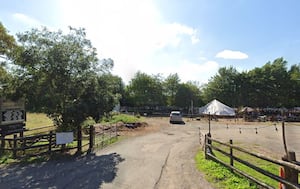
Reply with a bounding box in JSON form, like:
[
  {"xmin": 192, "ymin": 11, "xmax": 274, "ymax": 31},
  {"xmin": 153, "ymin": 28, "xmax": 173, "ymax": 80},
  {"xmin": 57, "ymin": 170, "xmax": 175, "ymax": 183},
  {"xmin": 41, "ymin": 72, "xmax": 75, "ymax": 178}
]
[
  {"xmin": 204, "ymin": 134, "xmax": 300, "ymax": 189},
  {"xmin": 0, "ymin": 124, "xmax": 118, "ymax": 159}
]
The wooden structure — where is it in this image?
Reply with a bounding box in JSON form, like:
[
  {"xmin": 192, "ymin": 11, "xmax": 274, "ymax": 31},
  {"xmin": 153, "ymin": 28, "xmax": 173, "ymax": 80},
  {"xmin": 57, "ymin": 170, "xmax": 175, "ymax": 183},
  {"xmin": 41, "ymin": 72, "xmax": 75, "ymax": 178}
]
[{"xmin": 204, "ymin": 134, "xmax": 300, "ymax": 189}]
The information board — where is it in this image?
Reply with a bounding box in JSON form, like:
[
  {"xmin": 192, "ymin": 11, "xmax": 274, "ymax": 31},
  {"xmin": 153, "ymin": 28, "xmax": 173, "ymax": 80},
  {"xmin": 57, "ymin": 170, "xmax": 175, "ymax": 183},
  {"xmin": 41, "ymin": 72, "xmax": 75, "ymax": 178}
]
[{"xmin": 0, "ymin": 98, "xmax": 26, "ymax": 126}]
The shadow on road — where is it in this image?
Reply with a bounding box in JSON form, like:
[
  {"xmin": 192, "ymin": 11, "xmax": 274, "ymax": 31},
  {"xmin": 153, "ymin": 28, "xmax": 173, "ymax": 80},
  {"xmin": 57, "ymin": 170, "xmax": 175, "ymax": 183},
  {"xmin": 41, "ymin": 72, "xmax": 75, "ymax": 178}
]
[{"xmin": 0, "ymin": 152, "xmax": 124, "ymax": 189}]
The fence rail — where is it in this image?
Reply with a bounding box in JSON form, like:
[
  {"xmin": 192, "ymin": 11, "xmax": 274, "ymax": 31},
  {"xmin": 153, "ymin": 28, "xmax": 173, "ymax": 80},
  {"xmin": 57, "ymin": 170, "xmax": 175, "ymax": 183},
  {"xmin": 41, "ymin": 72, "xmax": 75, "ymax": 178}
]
[
  {"xmin": 0, "ymin": 124, "xmax": 118, "ymax": 159},
  {"xmin": 204, "ymin": 134, "xmax": 300, "ymax": 189}
]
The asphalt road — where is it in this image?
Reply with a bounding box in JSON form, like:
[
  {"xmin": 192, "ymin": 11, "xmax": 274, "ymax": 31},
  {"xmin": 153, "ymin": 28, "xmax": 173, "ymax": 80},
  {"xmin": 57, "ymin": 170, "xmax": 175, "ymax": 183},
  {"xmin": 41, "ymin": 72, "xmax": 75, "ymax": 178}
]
[
  {"xmin": 99, "ymin": 124, "xmax": 214, "ymax": 189},
  {"xmin": 0, "ymin": 122, "xmax": 214, "ymax": 189}
]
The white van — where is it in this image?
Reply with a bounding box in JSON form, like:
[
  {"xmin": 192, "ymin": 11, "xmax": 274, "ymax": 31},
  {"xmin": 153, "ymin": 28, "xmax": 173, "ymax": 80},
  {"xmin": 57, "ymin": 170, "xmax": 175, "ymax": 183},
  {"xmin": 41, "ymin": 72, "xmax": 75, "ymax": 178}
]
[{"xmin": 169, "ymin": 111, "xmax": 183, "ymax": 124}]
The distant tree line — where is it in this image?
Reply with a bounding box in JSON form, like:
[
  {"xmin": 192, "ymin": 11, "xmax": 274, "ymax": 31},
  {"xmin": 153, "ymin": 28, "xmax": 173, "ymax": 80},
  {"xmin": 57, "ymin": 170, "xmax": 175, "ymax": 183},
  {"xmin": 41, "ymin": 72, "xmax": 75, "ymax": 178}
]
[
  {"xmin": 202, "ymin": 58, "xmax": 300, "ymax": 108},
  {"xmin": 1, "ymin": 22, "xmax": 299, "ymax": 130}
]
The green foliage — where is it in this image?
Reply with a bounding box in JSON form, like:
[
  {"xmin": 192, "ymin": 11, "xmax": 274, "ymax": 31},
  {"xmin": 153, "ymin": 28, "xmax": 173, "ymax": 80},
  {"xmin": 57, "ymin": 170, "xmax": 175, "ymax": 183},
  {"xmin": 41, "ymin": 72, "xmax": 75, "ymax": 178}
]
[
  {"xmin": 195, "ymin": 151, "xmax": 257, "ymax": 189},
  {"xmin": 163, "ymin": 73, "xmax": 181, "ymax": 106},
  {"xmin": 174, "ymin": 82, "xmax": 203, "ymax": 108},
  {"xmin": 202, "ymin": 58, "xmax": 300, "ymax": 107},
  {"xmin": 0, "ymin": 22, "xmax": 17, "ymax": 58},
  {"xmin": 101, "ymin": 113, "xmax": 140, "ymax": 124},
  {"xmin": 10, "ymin": 27, "xmax": 121, "ymax": 131},
  {"xmin": 81, "ymin": 116, "xmax": 96, "ymax": 129},
  {"xmin": 125, "ymin": 72, "xmax": 166, "ymax": 107}
]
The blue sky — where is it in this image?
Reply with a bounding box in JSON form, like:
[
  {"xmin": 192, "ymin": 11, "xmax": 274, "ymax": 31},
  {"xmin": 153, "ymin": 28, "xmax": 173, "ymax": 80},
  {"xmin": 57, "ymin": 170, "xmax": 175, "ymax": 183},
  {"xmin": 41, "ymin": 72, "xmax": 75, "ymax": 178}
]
[{"xmin": 1, "ymin": 0, "xmax": 300, "ymax": 84}]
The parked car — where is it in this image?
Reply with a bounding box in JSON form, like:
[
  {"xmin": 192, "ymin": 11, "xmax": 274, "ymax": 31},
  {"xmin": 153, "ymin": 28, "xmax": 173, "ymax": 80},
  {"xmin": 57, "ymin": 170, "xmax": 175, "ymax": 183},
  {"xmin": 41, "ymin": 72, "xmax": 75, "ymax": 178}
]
[{"xmin": 169, "ymin": 111, "xmax": 183, "ymax": 124}]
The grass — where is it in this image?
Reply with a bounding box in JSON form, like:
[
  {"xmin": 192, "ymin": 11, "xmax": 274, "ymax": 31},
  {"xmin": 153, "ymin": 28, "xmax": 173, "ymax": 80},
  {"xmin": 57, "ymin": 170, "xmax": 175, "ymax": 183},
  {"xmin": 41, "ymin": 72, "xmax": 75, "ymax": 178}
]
[
  {"xmin": 196, "ymin": 141, "xmax": 300, "ymax": 189},
  {"xmin": 26, "ymin": 112, "xmax": 53, "ymax": 129},
  {"xmin": 195, "ymin": 151, "xmax": 258, "ymax": 189},
  {"xmin": 101, "ymin": 113, "xmax": 142, "ymax": 124}
]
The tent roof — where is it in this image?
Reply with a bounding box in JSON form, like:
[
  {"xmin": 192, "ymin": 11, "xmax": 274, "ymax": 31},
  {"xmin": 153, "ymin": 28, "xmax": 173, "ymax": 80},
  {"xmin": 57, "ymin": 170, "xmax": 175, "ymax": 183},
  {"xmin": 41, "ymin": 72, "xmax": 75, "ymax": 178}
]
[{"xmin": 199, "ymin": 99, "xmax": 235, "ymax": 116}]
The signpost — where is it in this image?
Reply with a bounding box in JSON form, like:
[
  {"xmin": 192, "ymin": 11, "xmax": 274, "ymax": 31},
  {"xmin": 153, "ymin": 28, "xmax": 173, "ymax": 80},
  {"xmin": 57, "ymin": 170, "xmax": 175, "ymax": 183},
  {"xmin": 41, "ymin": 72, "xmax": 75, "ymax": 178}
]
[{"xmin": 0, "ymin": 98, "xmax": 26, "ymax": 135}]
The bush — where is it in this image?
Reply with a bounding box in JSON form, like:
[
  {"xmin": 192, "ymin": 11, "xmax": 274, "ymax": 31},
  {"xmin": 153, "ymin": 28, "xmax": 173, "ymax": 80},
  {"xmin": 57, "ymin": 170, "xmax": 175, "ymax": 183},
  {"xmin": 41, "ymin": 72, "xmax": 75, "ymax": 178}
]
[{"xmin": 101, "ymin": 113, "xmax": 141, "ymax": 124}]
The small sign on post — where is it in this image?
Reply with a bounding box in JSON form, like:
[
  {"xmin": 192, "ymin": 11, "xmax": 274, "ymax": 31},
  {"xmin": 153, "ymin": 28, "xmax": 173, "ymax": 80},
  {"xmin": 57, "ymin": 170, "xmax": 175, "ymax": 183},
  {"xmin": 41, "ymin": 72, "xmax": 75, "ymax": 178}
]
[
  {"xmin": 56, "ymin": 132, "xmax": 74, "ymax": 145},
  {"xmin": 0, "ymin": 98, "xmax": 26, "ymax": 135}
]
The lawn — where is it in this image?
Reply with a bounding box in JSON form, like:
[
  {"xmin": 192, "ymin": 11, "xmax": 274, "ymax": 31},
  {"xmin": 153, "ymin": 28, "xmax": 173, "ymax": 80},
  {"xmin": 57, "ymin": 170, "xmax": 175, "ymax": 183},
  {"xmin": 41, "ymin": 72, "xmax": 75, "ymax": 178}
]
[{"xmin": 26, "ymin": 112, "xmax": 53, "ymax": 129}]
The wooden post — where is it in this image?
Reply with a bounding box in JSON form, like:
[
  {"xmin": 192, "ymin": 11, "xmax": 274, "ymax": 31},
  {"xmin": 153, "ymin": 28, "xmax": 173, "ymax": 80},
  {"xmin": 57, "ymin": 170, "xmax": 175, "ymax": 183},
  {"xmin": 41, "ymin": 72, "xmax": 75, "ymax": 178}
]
[
  {"xmin": 282, "ymin": 151, "xmax": 298, "ymax": 189},
  {"xmin": 0, "ymin": 133, "xmax": 4, "ymax": 155},
  {"xmin": 88, "ymin": 125, "xmax": 94, "ymax": 153},
  {"xmin": 48, "ymin": 131, "xmax": 53, "ymax": 153},
  {"xmin": 77, "ymin": 125, "xmax": 82, "ymax": 154},
  {"xmin": 230, "ymin": 139, "xmax": 233, "ymax": 172},
  {"xmin": 109, "ymin": 124, "xmax": 112, "ymax": 143},
  {"xmin": 115, "ymin": 124, "xmax": 117, "ymax": 139},
  {"xmin": 13, "ymin": 134, "xmax": 17, "ymax": 159},
  {"xmin": 204, "ymin": 134, "xmax": 208, "ymax": 160},
  {"xmin": 102, "ymin": 125, "xmax": 104, "ymax": 148}
]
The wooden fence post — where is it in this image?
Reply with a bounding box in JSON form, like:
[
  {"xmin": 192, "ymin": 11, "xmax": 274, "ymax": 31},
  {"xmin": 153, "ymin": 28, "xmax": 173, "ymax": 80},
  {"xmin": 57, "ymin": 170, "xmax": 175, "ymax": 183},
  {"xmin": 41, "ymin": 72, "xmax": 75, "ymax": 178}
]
[
  {"xmin": 0, "ymin": 134, "xmax": 4, "ymax": 155},
  {"xmin": 115, "ymin": 124, "xmax": 117, "ymax": 139},
  {"xmin": 77, "ymin": 125, "xmax": 82, "ymax": 154},
  {"xmin": 230, "ymin": 139, "xmax": 233, "ymax": 172},
  {"xmin": 88, "ymin": 125, "xmax": 94, "ymax": 153},
  {"xmin": 48, "ymin": 131, "xmax": 53, "ymax": 153},
  {"xmin": 102, "ymin": 125, "xmax": 104, "ymax": 148},
  {"xmin": 204, "ymin": 134, "xmax": 208, "ymax": 159},
  {"xmin": 13, "ymin": 134, "xmax": 17, "ymax": 159},
  {"xmin": 282, "ymin": 151, "xmax": 298, "ymax": 189}
]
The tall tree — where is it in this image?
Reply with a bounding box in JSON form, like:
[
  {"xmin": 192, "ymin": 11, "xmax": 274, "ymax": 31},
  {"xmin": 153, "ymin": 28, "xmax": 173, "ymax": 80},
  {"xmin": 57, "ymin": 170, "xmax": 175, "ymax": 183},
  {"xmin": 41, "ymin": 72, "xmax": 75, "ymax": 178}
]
[
  {"xmin": 126, "ymin": 72, "xmax": 165, "ymax": 107},
  {"xmin": 202, "ymin": 67, "xmax": 239, "ymax": 106},
  {"xmin": 288, "ymin": 64, "xmax": 300, "ymax": 106},
  {"xmin": 13, "ymin": 27, "xmax": 118, "ymax": 130},
  {"xmin": 0, "ymin": 22, "xmax": 17, "ymax": 97},
  {"xmin": 163, "ymin": 73, "xmax": 180, "ymax": 106},
  {"xmin": 0, "ymin": 22, "xmax": 17, "ymax": 60},
  {"xmin": 174, "ymin": 82, "xmax": 203, "ymax": 110}
]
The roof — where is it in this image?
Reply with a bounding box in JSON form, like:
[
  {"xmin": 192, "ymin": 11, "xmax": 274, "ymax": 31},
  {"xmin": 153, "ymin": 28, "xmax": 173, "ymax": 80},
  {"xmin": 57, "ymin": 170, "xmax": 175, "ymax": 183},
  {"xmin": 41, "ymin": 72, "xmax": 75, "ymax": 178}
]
[{"xmin": 199, "ymin": 99, "xmax": 235, "ymax": 116}]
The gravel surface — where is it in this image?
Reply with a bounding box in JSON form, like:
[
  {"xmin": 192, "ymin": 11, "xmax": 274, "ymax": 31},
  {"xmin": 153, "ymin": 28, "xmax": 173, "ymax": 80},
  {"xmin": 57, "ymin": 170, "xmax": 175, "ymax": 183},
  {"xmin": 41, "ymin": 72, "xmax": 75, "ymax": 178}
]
[
  {"xmin": 0, "ymin": 117, "xmax": 299, "ymax": 189},
  {"xmin": 0, "ymin": 118, "xmax": 214, "ymax": 189}
]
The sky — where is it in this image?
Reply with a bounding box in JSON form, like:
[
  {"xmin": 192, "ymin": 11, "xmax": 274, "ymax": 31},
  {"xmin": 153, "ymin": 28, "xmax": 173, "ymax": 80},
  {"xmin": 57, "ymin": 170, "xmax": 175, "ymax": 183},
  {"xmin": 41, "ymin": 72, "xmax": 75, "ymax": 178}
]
[{"xmin": 1, "ymin": 0, "xmax": 300, "ymax": 85}]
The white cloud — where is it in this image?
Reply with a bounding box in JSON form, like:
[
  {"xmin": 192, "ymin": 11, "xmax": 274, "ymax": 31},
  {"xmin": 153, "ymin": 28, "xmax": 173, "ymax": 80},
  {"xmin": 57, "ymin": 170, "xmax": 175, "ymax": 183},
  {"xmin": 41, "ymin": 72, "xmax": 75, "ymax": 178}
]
[
  {"xmin": 216, "ymin": 50, "xmax": 249, "ymax": 59},
  {"xmin": 12, "ymin": 13, "xmax": 42, "ymax": 27},
  {"xmin": 56, "ymin": 0, "xmax": 202, "ymax": 83}
]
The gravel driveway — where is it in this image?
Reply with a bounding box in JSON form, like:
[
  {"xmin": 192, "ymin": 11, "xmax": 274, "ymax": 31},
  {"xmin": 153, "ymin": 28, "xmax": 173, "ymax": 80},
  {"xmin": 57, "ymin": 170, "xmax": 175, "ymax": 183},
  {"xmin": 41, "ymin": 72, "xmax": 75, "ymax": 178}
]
[{"xmin": 0, "ymin": 120, "xmax": 214, "ymax": 189}]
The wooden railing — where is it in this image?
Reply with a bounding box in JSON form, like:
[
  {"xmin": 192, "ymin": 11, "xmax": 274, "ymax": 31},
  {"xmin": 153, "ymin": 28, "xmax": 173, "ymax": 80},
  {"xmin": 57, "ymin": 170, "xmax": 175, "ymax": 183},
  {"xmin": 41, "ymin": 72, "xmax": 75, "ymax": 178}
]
[
  {"xmin": 0, "ymin": 124, "xmax": 118, "ymax": 159},
  {"xmin": 204, "ymin": 134, "xmax": 300, "ymax": 189}
]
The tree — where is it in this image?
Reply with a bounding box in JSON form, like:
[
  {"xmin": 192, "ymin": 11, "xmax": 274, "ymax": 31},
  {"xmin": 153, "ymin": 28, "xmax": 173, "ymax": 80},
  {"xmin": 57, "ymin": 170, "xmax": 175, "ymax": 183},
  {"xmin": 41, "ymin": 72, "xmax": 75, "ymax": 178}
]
[
  {"xmin": 0, "ymin": 22, "xmax": 17, "ymax": 60},
  {"xmin": 174, "ymin": 82, "xmax": 203, "ymax": 110},
  {"xmin": 202, "ymin": 67, "xmax": 239, "ymax": 106},
  {"xmin": 0, "ymin": 22, "xmax": 18, "ymax": 97},
  {"xmin": 13, "ymin": 27, "xmax": 118, "ymax": 130},
  {"xmin": 163, "ymin": 73, "xmax": 180, "ymax": 106},
  {"xmin": 288, "ymin": 64, "xmax": 300, "ymax": 106},
  {"xmin": 126, "ymin": 72, "xmax": 165, "ymax": 108}
]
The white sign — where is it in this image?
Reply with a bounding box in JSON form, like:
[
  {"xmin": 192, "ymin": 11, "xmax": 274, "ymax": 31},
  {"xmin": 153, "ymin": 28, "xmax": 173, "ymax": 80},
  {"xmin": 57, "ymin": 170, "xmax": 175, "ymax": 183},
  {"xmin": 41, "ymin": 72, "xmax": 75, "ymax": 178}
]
[{"xmin": 56, "ymin": 132, "xmax": 74, "ymax": 145}]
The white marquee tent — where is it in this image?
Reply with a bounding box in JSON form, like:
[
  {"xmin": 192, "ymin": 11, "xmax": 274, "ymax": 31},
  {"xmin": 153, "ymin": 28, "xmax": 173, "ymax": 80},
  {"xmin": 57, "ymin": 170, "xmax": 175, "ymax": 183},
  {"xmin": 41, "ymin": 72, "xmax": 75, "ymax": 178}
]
[{"xmin": 199, "ymin": 99, "xmax": 235, "ymax": 116}]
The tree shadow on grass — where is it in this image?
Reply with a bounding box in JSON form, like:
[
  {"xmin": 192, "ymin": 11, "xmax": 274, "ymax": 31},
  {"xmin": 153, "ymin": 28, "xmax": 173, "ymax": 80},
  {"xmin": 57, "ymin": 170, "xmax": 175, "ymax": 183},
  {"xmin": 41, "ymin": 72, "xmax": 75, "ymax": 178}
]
[{"xmin": 0, "ymin": 152, "xmax": 124, "ymax": 189}]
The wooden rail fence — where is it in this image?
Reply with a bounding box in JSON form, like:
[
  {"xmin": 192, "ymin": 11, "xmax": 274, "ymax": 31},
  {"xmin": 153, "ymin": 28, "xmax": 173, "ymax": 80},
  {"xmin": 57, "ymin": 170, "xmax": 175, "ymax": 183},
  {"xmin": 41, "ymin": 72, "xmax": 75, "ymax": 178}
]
[
  {"xmin": 0, "ymin": 125, "xmax": 118, "ymax": 159},
  {"xmin": 204, "ymin": 134, "xmax": 300, "ymax": 189}
]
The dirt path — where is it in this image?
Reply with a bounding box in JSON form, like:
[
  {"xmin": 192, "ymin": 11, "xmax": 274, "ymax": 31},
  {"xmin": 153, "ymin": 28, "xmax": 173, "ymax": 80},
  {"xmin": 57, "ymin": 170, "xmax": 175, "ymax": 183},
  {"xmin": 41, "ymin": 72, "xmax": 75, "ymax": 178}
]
[{"xmin": 0, "ymin": 119, "xmax": 214, "ymax": 189}]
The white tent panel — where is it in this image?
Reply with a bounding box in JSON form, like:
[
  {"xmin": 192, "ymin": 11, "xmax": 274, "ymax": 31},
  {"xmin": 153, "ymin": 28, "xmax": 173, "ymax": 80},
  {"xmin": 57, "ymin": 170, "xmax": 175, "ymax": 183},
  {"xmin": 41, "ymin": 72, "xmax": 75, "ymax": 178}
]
[{"xmin": 199, "ymin": 99, "xmax": 235, "ymax": 116}]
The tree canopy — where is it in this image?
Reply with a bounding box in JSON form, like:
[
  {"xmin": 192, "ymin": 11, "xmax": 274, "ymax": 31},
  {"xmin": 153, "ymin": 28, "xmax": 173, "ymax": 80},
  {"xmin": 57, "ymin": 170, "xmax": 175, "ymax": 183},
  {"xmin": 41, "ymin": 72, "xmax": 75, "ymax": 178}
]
[
  {"xmin": 201, "ymin": 58, "xmax": 300, "ymax": 108},
  {"xmin": 11, "ymin": 27, "xmax": 121, "ymax": 130}
]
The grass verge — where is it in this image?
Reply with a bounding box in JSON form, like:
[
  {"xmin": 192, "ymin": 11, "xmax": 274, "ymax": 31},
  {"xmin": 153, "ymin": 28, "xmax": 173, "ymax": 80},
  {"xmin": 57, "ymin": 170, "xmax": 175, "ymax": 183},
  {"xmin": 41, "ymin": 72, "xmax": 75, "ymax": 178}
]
[{"xmin": 195, "ymin": 151, "xmax": 258, "ymax": 189}]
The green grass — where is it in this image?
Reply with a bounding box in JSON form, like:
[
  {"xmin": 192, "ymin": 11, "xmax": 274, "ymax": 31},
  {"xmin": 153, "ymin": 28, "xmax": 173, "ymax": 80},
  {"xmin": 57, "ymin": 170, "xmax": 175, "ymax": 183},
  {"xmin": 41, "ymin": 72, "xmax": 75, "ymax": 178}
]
[
  {"xmin": 212, "ymin": 149, "xmax": 279, "ymax": 188},
  {"xmin": 195, "ymin": 151, "xmax": 257, "ymax": 189},
  {"xmin": 26, "ymin": 112, "xmax": 53, "ymax": 129},
  {"xmin": 101, "ymin": 113, "xmax": 142, "ymax": 124}
]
